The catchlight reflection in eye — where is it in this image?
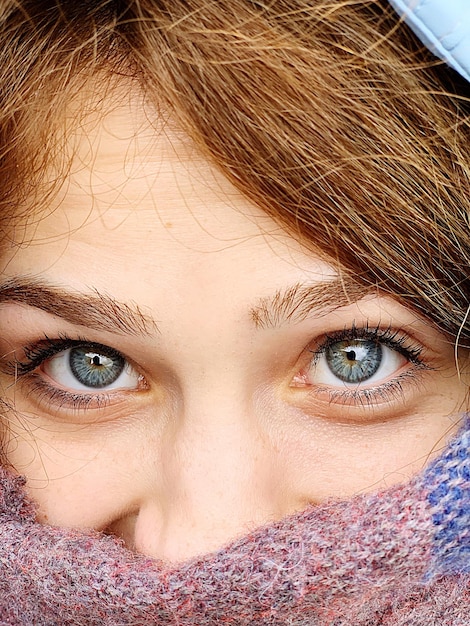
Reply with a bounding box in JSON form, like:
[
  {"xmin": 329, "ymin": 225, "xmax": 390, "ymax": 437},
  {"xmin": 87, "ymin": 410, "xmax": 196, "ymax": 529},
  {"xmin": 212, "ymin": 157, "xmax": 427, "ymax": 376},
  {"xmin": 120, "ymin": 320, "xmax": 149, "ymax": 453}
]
[
  {"xmin": 311, "ymin": 338, "xmax": 407, "ymax": 387},
  {"xmin": 44, "ymin": 345, "xmax": 140, "ymax": 391}
]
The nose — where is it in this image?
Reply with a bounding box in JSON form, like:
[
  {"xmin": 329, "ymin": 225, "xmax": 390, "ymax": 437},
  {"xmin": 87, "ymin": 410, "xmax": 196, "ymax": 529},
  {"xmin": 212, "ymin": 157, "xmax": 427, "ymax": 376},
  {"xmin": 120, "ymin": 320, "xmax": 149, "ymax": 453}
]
[{"xmin": 109, "ymin": 396, "xmax": 294, "ymax": 562}]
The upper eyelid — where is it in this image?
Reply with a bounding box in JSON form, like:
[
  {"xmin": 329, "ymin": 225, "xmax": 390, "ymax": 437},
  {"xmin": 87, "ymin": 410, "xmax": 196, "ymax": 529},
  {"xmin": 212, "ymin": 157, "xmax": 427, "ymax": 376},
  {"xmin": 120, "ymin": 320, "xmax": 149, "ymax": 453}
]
[
  {"xmin": 9, "ymin": 337, "xmax": 129, "ymax": 376},
  {"xmin": 310, "ymin": 326, "xmax": 425, "ymax": 361}
]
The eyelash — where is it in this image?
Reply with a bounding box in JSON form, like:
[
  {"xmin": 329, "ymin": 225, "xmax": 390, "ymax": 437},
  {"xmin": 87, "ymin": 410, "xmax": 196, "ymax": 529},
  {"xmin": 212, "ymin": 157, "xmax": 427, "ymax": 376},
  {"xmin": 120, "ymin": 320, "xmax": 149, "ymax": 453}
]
[
  {"xmin": 5, "ymin": 324, "xmax": 428, "ymax": 413},
  {"xmin": 12, "ymin": 335, "xmax": 88, "ymax": 374},
  {"xmin": 312, "ymin": 324, "xmax": 424, "ymax": 363}
]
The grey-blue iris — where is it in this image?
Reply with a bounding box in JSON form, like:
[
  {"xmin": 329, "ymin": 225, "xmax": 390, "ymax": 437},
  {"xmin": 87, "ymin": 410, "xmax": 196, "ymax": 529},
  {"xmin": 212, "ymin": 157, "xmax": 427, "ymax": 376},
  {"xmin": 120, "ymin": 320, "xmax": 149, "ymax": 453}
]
[
  {"xmin": 326, "ymin": 339, "xmax": 382, "ymax": 383},
  {"xmin": 69, "ymin": 346, "xmax": 125, "ymax": 388}
]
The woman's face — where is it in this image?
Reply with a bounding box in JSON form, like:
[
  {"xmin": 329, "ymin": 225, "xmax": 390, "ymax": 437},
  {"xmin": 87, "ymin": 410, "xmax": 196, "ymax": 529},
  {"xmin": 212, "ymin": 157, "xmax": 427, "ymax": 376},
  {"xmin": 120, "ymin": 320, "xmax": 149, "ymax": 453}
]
[{"xmin": 0, "ymin": 90, "xmax": 467, "ymax": 562}]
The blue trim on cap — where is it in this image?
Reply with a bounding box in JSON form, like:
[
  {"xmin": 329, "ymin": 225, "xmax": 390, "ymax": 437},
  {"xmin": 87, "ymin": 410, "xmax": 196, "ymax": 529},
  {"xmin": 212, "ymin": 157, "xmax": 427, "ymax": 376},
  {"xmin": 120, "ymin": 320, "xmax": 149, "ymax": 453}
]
[{"xmin": 388, "ymin": 0, "xmax": 470, "ymax": 82}]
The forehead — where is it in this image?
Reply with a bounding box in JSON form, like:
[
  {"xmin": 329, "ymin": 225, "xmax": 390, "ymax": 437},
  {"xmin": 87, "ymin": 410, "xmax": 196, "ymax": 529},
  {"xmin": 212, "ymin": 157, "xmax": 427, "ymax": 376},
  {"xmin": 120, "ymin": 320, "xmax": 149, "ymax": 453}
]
[{"xmin": 1, "ymin": 85, "xmax": 336, "ymax": 309}]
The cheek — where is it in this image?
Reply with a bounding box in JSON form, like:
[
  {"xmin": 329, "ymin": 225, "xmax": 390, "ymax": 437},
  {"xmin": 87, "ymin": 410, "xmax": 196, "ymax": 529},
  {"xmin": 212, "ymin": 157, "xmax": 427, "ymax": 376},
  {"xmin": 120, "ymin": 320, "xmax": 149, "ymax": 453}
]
[
  {"xmin": 260, "ymin": 395, "xmax": 463, "ymax": 500},
  {"xmin": 1, "ymin": 384, "xmax": 464, "ymax": 534},
  {"xmin": 1, "ymin": 413, "xmax": 156, "ymax": 529}
]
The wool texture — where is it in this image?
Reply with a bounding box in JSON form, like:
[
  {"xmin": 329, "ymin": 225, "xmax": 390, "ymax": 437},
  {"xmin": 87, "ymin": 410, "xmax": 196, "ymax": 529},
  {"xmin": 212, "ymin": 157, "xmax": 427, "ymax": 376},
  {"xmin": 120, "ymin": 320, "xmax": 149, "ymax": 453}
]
[{"xmin": 0, "ymin": 422, "xmax": 469, "ymax": 625}]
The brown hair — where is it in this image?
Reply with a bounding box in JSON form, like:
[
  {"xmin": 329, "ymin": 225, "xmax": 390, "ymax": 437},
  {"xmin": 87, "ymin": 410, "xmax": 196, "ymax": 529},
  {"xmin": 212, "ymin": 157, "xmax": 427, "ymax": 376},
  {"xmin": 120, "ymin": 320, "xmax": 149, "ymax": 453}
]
[{"xmin": 0, "ymin": 0, "xmax": 468, "ymax": 345}]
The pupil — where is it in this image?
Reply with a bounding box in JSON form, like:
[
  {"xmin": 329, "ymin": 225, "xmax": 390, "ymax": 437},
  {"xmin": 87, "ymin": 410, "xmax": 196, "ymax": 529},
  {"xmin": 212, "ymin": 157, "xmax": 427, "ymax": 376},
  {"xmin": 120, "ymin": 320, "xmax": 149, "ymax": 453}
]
[{"xmin": 326, "ymin": 339, "xmax": 382, "ymax": 384}]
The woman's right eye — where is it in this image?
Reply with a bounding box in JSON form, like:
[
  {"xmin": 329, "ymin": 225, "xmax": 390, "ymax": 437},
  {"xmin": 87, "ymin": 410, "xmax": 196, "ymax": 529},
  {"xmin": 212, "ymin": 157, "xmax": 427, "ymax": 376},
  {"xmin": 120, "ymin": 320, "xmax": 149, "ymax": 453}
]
[{"xmin": 43, "ymin": 345, "xmax": 141, "ymax": 391}]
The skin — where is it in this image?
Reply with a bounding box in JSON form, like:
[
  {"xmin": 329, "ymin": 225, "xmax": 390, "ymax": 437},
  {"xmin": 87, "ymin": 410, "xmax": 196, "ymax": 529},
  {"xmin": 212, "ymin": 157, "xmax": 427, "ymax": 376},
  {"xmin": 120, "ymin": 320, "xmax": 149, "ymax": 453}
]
[{"xmin": 0, "ymin": 87, "xmax": 468, "ymax": 562}]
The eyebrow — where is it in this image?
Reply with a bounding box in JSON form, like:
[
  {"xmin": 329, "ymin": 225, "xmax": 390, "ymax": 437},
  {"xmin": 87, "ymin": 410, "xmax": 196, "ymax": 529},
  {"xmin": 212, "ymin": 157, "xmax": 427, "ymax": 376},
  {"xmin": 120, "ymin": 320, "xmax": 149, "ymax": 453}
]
[
  {"xmin": 0, "ymin": 277, "xmax": 157, "ymax": 336},
  {"xmin": 0, "ymin": 276, "xmax": 372, "ymax": 335},
  {"xmin": 250, "ymin": 278, "xmax": 373, "ymax": 329}
]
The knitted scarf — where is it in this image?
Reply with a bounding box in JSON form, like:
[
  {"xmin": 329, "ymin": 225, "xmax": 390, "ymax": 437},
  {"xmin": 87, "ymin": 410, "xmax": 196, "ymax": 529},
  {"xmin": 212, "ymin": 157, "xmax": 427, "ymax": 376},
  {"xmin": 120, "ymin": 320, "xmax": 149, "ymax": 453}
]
[{"xmin": 0, "ymin": 422, "xmax": 469, "ymax": 625}]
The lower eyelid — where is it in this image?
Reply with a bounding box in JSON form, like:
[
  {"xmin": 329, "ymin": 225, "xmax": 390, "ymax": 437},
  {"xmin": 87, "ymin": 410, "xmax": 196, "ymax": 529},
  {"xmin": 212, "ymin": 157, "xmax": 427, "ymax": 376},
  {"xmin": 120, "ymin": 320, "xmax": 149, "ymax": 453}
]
[
  {"xmin": 15, "ymin": 373, "xmax": 146, "ymax": 417},
  {"xmin": 290, "ymin": 366, "xmax": 429, "ymax": 416},
  {"xmin": 288, "ymin": 324, "xmax": 431, "ymax": 410}
]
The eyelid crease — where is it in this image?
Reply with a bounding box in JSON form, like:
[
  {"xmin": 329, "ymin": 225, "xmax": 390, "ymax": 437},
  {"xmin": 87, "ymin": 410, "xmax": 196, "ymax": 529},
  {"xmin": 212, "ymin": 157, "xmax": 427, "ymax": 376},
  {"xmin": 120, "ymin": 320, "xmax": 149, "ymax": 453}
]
[{"xmin": 0, "ymin": 276, "xmax": 157, "ymax": 336}]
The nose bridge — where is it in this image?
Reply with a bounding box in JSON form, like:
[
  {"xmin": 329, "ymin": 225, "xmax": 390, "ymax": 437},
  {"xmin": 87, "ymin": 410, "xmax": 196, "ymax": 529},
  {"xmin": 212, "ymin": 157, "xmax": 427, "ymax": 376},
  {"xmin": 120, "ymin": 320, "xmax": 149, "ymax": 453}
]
[
  {"xmin": 131, "ymin": 290, "xmax": 291, "ymax": 561},
  {"xmin": 177, "ymin": 385, "xmax": 263, "ymax": 499},
  {"xmin": 135, "ymin": 381, "xmax": 284, "ymax": 561}
]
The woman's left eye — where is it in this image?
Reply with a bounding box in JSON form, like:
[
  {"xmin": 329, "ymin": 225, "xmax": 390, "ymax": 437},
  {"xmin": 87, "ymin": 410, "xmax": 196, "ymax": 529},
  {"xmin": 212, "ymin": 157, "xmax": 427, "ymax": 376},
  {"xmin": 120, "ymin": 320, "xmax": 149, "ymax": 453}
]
[
  {"xmin": 312, "ymin": 338, "xmax": 406, "ymax": 386},
  {"xmin": 42, "ymin": 345, "xmax": 140, "ymax": 391},
  {"xmin": 292, "ymin": 327, "xmax": 425, "ymax": 397}
]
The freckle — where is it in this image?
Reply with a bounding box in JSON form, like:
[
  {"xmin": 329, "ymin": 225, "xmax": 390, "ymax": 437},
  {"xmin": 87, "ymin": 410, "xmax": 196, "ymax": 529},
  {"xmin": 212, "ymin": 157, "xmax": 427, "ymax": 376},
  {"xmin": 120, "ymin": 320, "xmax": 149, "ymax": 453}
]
[{"xmin": 165, "ymin": 222, "xmax": 173, "ymax": 229}]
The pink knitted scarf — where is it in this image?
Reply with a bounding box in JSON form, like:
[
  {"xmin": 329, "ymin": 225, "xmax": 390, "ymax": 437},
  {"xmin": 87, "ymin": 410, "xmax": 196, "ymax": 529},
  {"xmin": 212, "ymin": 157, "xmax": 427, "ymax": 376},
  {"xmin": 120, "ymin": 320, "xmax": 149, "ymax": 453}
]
[{"xmin": 0, "ymin": 422, "xmax": 469, "ymax": 625}]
